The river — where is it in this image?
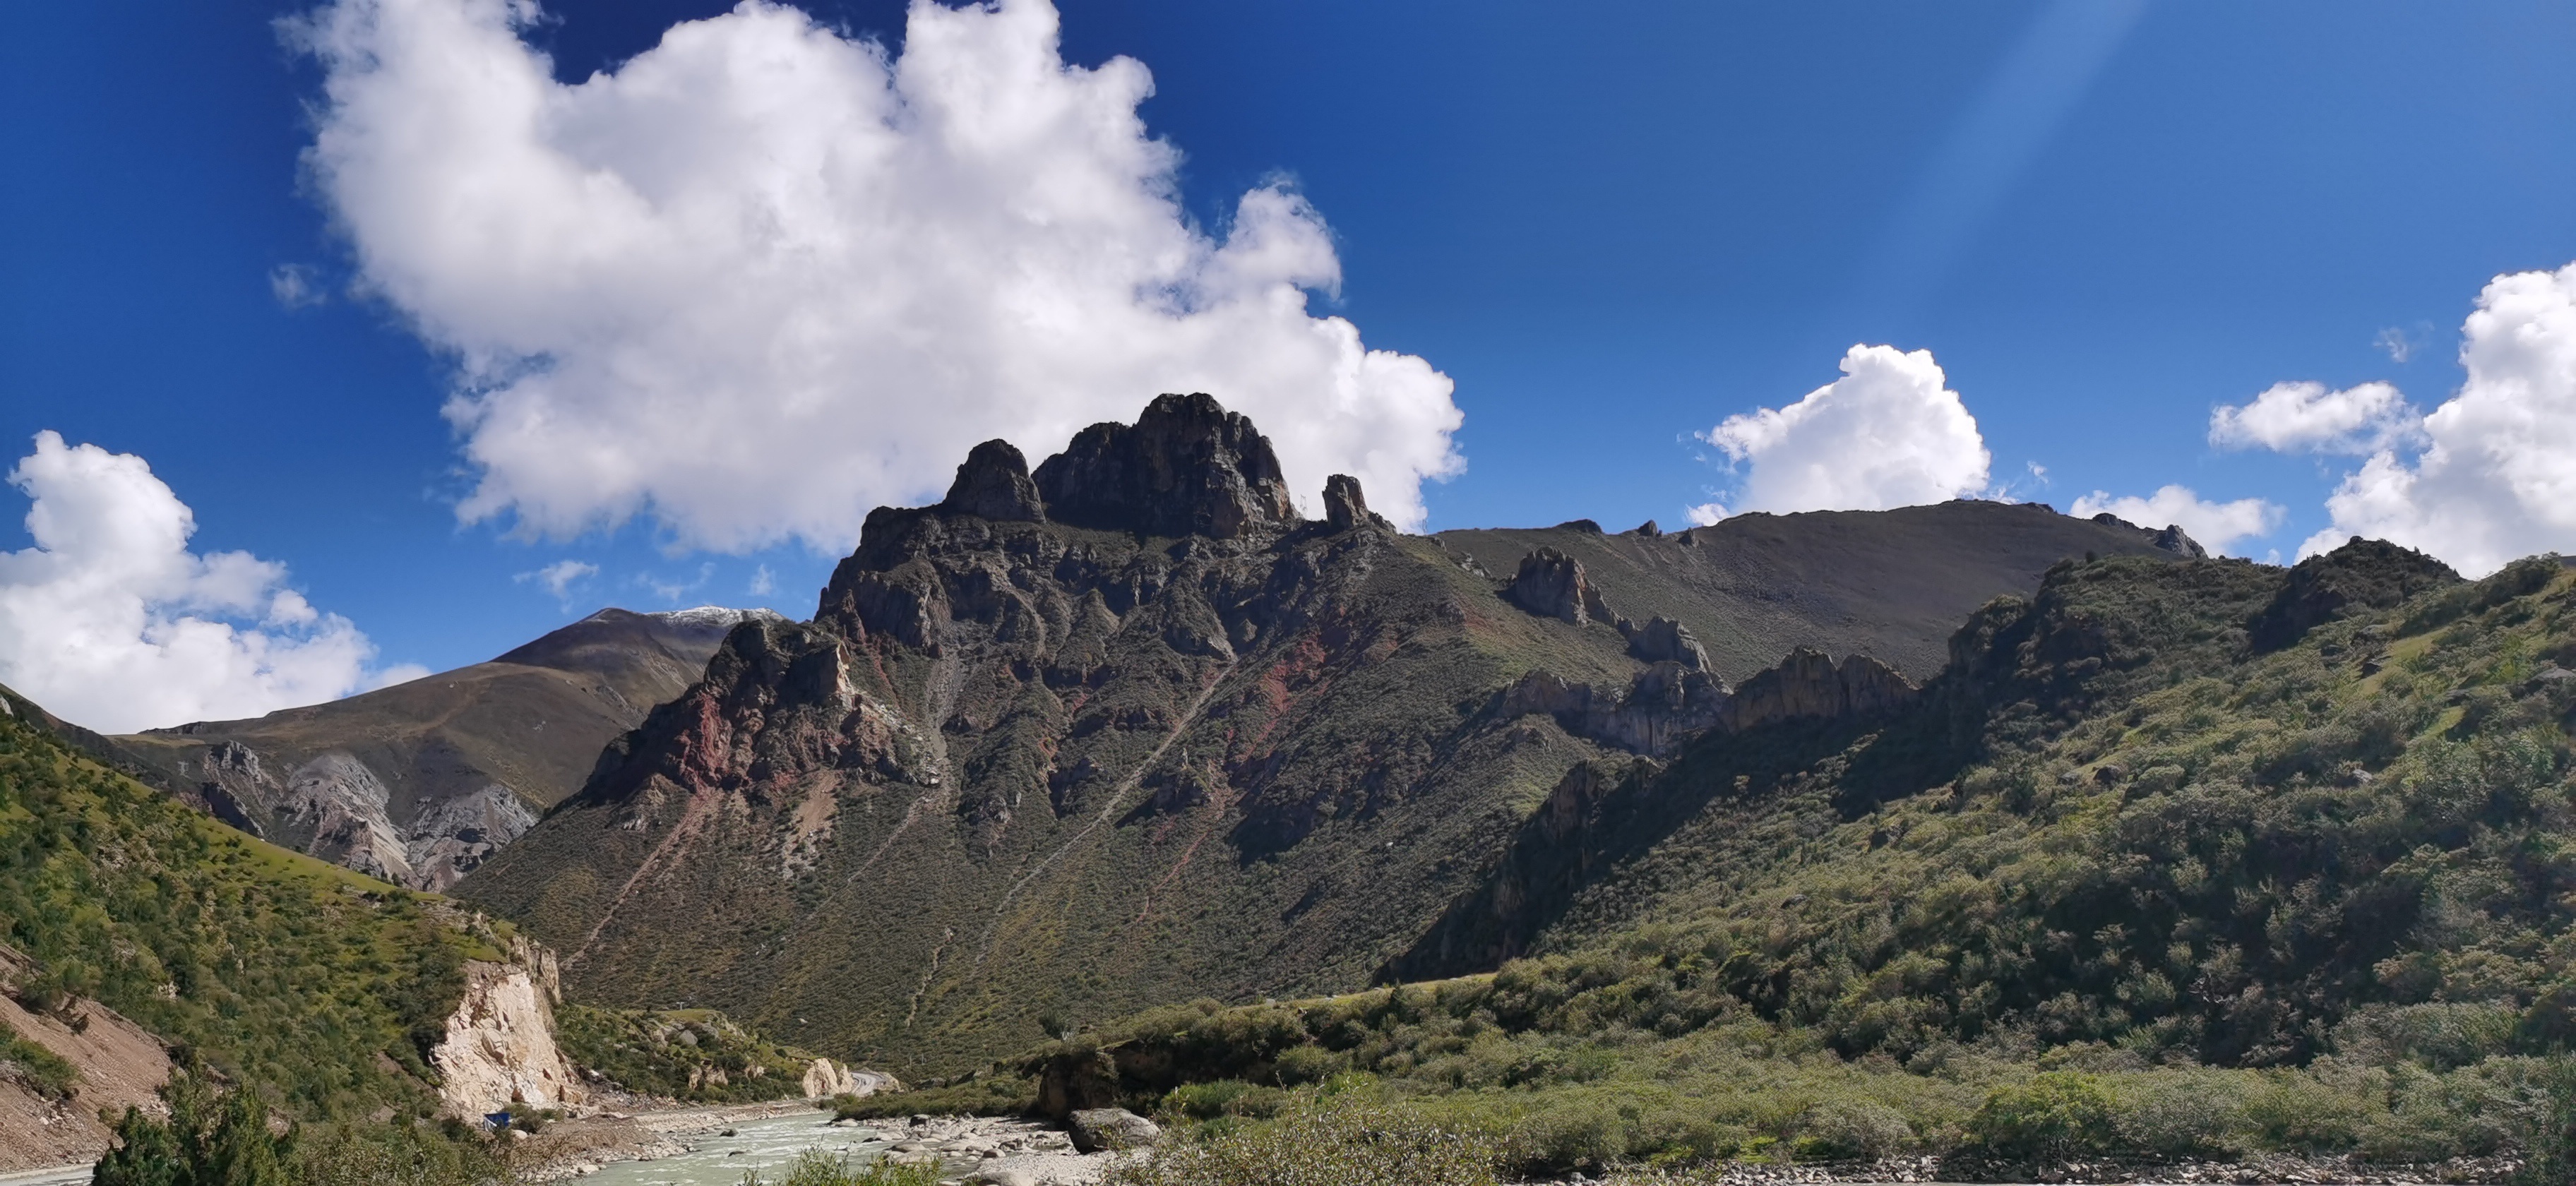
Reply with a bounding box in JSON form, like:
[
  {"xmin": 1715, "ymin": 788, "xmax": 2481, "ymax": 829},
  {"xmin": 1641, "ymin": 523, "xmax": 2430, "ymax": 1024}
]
[{"xmin": 577, "ymin": 1112, "xmax": 905, "ymax": 1186}]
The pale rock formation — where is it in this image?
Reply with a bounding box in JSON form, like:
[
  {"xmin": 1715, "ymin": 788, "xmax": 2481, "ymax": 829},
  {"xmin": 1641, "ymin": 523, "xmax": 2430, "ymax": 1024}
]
[{"xmin": 432, "ymin": 938, "xmax": 585, "ymax": 1117}]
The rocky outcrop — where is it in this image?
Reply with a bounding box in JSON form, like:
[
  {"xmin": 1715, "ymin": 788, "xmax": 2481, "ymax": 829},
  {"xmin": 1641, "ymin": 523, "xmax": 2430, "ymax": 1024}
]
[
  {"xmin": 280, "ymin": 752, "xmax": 411, "ymax": 885},
  {"xmin": 1505, "ymin": 548, "xmax": 1618, "ymax": 625},
  {"xmin": 406, "ymin": 786, "xmax": 542, "ymax": 892},
  {"xmin": 1719, "ymin": 647, "xmax": 1917, "ymax": 732},
  {"xmin": 1501, "ymin": 647, "xmax": 1915, "ymax": 758},
  {"xmin": 431, "ymin": 938, "xmax": 584, "ymax": 1118},
  {"xmin": 1323, "ymin": 474, "xmax": 1374, "ymax": 532},
  {"xmin": 1498, "ymin": 664, "xmax": 1728, "ymax": 758},
  {"xmin": 1032, "ymin": 393, "xmax": 1299, "ymax": 539},
  {"xmin": 2088, "ymin": 512, "xmax": 2208, "ymax": 559},
  {"xmin": 1621, "ymin": 616, "xmax": 1708, "ymax": 670},
  {"xmin": 799, "ymin": 1058, "xmax": 900, "ymax": 1099},
  {"xmin": 941, "ymin": 440, "xmax": 1047, "ymax": 522}
]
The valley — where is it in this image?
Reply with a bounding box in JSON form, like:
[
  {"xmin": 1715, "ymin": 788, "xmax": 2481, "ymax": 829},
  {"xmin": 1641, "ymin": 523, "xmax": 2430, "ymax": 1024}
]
[{"xmin": 9, "ymin": 395, "xmax": 2572, "ymax": 1183}]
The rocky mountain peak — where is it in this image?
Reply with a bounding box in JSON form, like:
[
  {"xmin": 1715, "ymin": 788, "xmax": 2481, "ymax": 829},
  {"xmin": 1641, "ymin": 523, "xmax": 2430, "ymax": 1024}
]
[
  {"xmin": 940, "ymin": 439, "xmax": 1046, "ymax": 522},
  {"xmin": 1032, "ymin": 393, "xmax": 1299, "ymax": 539}
]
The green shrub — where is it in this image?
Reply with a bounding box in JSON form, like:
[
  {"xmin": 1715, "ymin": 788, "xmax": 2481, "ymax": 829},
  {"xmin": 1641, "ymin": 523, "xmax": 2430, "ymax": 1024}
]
[
  {"xmin": 1794, "ymin": 1098, "xmax": 1914, "ymax": 1161},
  {"xmin": 2110, "ymin": 1069, "xmax": 2250, "ymax": 1158},
  {"xmin": 1103, "ymin": 1097, "xmax": 1501, "ymax": 1186},
  {"xmin": 292, "ymin": 1119, "xmax": 513, "ymax": 1186},
  {"xmin": 1965, "ymin": 1072, "xmax": 2118, "ymax": 1161},
  {"xmin": 0, "ymin": 1031, "xmax": 76, "ymax": 1100},
  {"xmin": 737, "ymin": 1149, "xmax": 942, "ymax": 1186},
  {"xmin": 1161, "ymin": 1079, "xmax": 1289, "ymax": 1121},
  {"xmin": 95, "ymin": 1070, "xmax": 294, "ymax": 1186}
]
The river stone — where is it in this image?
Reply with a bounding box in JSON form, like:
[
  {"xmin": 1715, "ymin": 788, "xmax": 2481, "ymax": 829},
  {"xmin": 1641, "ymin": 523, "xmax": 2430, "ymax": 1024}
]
[{"xmin": 1067, "ymin": 1107, "xmax": 1163, "ymax": 1153}]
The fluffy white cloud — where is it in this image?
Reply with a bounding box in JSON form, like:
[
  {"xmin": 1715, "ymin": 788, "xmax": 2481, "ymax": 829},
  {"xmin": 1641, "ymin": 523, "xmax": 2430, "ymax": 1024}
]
[
  {"xmin": 0, "ymin": 432, "xmax": 424, "ymax": 733},
  {"xmin": 291, "ymin": 0, "xmax": 1462, "ymax": 548},
  {"xmin": 1698, "ymin": 345, "xmax": 1991, "ymax": 516},
  {"xmin": 2290, "ymin": 262, "xmax": 2576, "ymax": 575},
  {"xmin": 2069, "ymin": 485, "xmax": 2284, "ymax": 557},
  {"xmin": 2209, "ymin": 380, "xmax": 2416, "ymax": 455}
]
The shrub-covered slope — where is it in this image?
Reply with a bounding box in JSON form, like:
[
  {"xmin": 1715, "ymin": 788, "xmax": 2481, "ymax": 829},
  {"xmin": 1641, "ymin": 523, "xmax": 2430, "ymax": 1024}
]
[
  {"xmin": 0, "ymin": 681, "xmax": 492, "ymax": 1120},
  {"xmin": 929, "ymin": 544, "xmax": 2576, "ymax": 1172},
  {"xmin": 462, "ymin": 395, "xmax": 2173, "ymax": 1075},
  {"xmin": 555, "ymin": 1004, "xmax": 833, "ymax": 1103}
]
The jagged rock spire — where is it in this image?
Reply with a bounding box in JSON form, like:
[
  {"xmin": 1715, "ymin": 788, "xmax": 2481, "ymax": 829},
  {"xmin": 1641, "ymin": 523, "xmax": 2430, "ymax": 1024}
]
[
  {"xmin": 940, "ymin": 439, "xmax": 1046, "ymax": 522},
  {"xmin": 1323, "ymin": 474, "xmax": 1370, "ymax": 532},
  {"xmin": 1032, "ymin": 393, "xmax": 1299, "ymax": 539}
]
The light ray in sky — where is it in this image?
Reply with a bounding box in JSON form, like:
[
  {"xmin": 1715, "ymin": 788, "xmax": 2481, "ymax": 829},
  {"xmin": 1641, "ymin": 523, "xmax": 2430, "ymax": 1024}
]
[{"xmin": 1859, "ymin": 0, "xmax": 2152, "ymax": 318}]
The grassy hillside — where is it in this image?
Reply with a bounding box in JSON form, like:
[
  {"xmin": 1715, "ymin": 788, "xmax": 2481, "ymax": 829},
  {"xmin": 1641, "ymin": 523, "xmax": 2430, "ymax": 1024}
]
[
  {"xmin": 0, "ymin": 683, "xmax": 493, "ymax": 1120},
  {"xmin": 880, "ymin": 546, "xmax": 2576, "ymax": 1174}
]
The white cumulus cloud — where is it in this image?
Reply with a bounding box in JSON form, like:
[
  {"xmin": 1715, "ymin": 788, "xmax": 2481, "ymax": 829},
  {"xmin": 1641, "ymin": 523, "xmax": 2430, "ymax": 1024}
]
[
  {"xmin": 2289, "ymin": 261, "xmax": 2576, "ymax": 575},
  {"xmin": 0, "ymin": 432, "xmax": 424, "ymax": 733},
  {"xmin": 2209, "ymin": 380, "xmax": 2416, "ymax": 455},
  {"xmin": 290, "ymin": 0, "xmax": 1463, "ymax": 548},
  {"xmin": 1697, "ymin": 345, "xmax": 1991, "ymax": 517},
  {"xmin": 2069, "ymin": 485, "xmax": 2284, "ymax": 558}
]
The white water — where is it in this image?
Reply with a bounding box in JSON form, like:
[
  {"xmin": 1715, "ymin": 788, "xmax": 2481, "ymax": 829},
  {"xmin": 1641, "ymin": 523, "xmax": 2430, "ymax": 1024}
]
[{"xmin": 576, "ymin": 1113, "xmax": 909, "ymax": 1186}]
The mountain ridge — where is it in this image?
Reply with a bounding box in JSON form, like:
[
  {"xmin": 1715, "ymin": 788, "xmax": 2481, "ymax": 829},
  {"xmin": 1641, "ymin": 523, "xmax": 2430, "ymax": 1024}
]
[
  {"xmin": 459, "ymin": 395, "xmax": 2199, "ymax": 1074},
  {"xmin": 102, "ymin": 605, "xmax": 778, "ymax": 890}
]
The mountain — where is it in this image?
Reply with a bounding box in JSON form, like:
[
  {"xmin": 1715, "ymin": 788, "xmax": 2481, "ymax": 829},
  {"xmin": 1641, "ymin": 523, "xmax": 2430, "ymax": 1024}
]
[
  {"xmin": 105, "ymin": 606, "xmax": 777, "ymax": 890},
  {"xmin": 884, "ymin": 541, "xmax": 2576, "ymax": 1175},
  {"xmin": 459, "ymin": 393, "xmax": 2193, "ymax": 1074}
]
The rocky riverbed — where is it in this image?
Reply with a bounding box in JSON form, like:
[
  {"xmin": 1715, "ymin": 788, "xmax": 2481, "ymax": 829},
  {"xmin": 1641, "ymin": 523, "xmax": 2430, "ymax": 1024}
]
[{"xmin": 513, "ymin": 1107, "xmax": 1134, "ymax": 1186}]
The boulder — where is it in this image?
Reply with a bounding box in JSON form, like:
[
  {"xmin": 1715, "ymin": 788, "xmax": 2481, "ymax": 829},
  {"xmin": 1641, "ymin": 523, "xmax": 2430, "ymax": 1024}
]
[
  {"xmin": 939, "ymin": 440, "xmax": 1046, "ymax": 522},
  {"xmin": 1068, "ymin": 1107, "xmax": 1162, "ymax": 1153},
  {"xmin": 1033, "ymin": 393, "xmax": 1299, "ymax": 539}
]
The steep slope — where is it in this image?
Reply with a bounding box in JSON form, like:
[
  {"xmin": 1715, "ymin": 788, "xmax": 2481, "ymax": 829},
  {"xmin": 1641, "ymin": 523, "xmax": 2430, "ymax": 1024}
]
[
  {"xmin": 0, "ymin": 681, "xmax": 506, "ymax": 1151},
  {"xmin": 107, "ymin": 606, "xmax": 773, "ymax": 890},
  {"xmin": 462, "ymin": 395, "xmax": 2185, "ymax": 1075},
  {"xmin": 916, "ymin": 544, "xmax": 2576, "ymax": 1173}
]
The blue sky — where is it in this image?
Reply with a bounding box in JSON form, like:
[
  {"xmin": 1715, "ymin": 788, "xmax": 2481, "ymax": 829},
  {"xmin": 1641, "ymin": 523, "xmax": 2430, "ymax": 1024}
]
[{"xmin": 4, "ymin": 0, "xmax": 2574, "ymax": 730}]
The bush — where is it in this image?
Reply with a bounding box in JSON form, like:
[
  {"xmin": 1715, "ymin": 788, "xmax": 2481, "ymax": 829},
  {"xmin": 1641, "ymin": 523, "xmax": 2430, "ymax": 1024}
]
[
  {"xmin": 0, "ymin": 1032, "xmax": 76, "ymax": 1100},
  {"xmin": 1965, "ymin": 1072, "xmax": 2118, "ymax": 1162},
  {"xmin": 293, "ymin": 1119, "xmax": 513, "ymax": 1186},
  {"xmin": 2111, "ymin": 1069, "xmax": 2250, "ymax": 1158},
  {"xmin": 1103, "ymin": 1097, "xmax": 1501, "ymax": 1186},
  {"xmin": 95, "ymin": 1071, "xmax": 294, "ymax": 1186},
  {"xmin": 737, "ymin": 1149, "xmax": 943, "ymax": 1186},
  {"xmin": 1794, "ymin": 1099, "xmax": 1914, "ymax": 1161}
]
